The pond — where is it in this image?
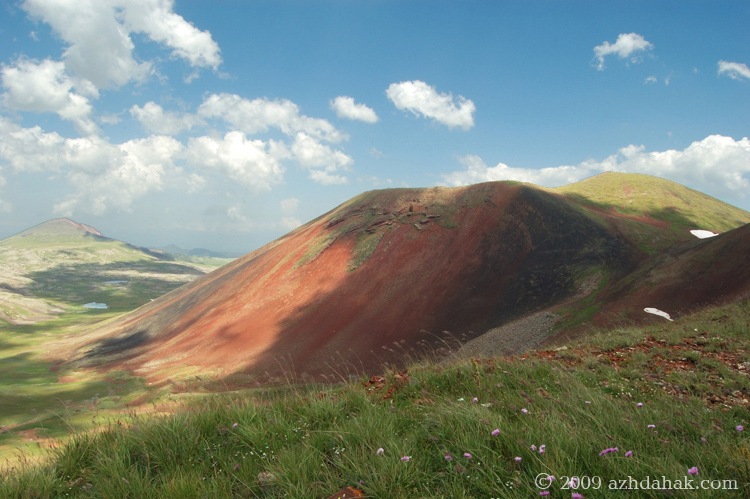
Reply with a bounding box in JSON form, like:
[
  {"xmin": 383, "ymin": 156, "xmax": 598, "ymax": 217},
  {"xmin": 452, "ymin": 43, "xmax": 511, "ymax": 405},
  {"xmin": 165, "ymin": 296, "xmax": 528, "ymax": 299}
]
[{"xmin": 83, "ymin": 302, "xmax": 108, "ymax": 309}]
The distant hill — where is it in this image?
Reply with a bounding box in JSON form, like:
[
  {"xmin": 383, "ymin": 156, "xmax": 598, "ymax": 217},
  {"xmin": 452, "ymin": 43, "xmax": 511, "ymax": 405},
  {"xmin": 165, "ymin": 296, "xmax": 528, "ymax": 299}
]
[
  {"xmin": 159, "ymin": 244, "xmax": 243, "ymax": 259},
  {"xmin": 68, "ymin": 173, "xmax": 750, "ymax": 381},
  {"xmin": 0, "ymin": 218, "xmax": 229, "ymax": 324}
]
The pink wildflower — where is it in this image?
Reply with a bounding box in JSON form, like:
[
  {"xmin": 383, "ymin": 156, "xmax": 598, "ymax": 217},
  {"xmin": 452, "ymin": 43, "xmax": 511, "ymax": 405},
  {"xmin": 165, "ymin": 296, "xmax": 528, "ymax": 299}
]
[
  {"xmin": 539, "ymin": 444, "xmax": 546, "ymax": 454},
  {"xmin": 376, "ymin": 448, "xmax": 384, "ymax": 455},
  {"xmin": 445, "ymin": 455, "xmax": 452, "ymax": 460},
  {"xmin": 540, "ymin": 492, "xmax": 550, "ymax": 496},
  {"xmin": 492, "ymin": 429, "xmax": 500, "ymax": 436},
  {"xmin": 572, "ymin": 494, "xmax": 583, "ymax": 499},
  {"xmin": 688, "ymin": 467, "xmax": 698, "ymax": 475},
  {"xmin": 531, "ymin": 445, "xmax": 537, "ymax": 451},
  {"xmin": 521, "ymin": 408, "xmax": 529, "ymax": 414},
  {"xmin": 463, "ymin": 453, "xmax": 472, "ymax": 459},
  {"xmin": 637, "ymin": 402, "xmax": 643, "ymax": 407},
  {"xmin": 401, "ymin": 456, "xmax": 411, "ymax": 461},
  {"xmin": 514, "ymin": 457, "xmax": 522, "ymax": 462},
  {"xmin": 625, "ymin": 451, "xmax": 633, "ymax": 457},
  {"xmin": 737, "ymin": 425, "xmax": 744, "ymax": 432}
]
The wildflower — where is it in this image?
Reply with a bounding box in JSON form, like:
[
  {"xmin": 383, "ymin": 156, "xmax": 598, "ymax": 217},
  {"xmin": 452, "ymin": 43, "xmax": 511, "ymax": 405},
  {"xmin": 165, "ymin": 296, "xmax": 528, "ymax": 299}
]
[
  {"xmin": 625, "ymin": 451, "xmax": 633, "ymax": 457},
  {"xmin": 445, "ymin": 455, "xmax": 452, "ymax": 460},
  {"xmin": 539, "ymin": 444, "xmax": 546, "ymax": 454},
  {"xmin": 585, "ymin": 401, "xmax": 591, "ymax": 404},
  {"xmin": 599, "ymin": 447, "xmax": 618, "ymax": 456},
  {"xmin": 472, "ymin": 397, "xmax": 478, "ymax": 402},
  {"xmin": 540, "ymin": 492, "xmax": 550, "ymax": 496},
  {"xmin": 463, "ymin": 453, "xmax": 472, "ymax": 459},
  {"xmin": 647, "ymin": 424, "xmax": 655, "ymax": 428},
  {"xmin": 376, "ymin": 448, "xmax": 384, "ymax": 455},
  {"xmin": 233, "ymin": 463, "xmax": 240, "ymax": 471},
  {"xmin": 492, "ymin": 429, "xmax": 500, "ymax": 436},
  {"xmin": 572, "ymin": 494, "xmax": 583, "ymax": 499},
  {"xmin": 737, "ymin": 425, "xmax": 745, "ymax": 432},
  {"xmin": 360, "ymin": 480, "xmax": 365, "ymax": 485},
  {"xmin": 531, "ymin": 445, "xmax": 537, "ymax": 451},
  {"xmin": 688, "ymin": 467, "xmax": 698, "ymax": 475},
  {"xmin": 547, "ymin": 475, "xmax": 555, "ymax": 482},
  {"xmin": 637, "ymin": 403, "xmax": 643, "ymax": 407},
  {"xmin": 401, "ymin": 456, "xmax": 411, "ymax": 461},
  {"xmin": 521, "ymin": 408, "xmax": 529, "ymax": 414},
  {"xmin": 567, "ymin": 477, "xmax": 578, "ymax": 487},
  {"xmin": 232, "ymin": 423, "xmax": 238, "ymax": 428},
  {"xmin": 514, "ymin": 457, "xmax": 522, "ymax": 462},
  {"xmin": 700, "ymin": 437, "xmax": 707, "ymax": 442}
]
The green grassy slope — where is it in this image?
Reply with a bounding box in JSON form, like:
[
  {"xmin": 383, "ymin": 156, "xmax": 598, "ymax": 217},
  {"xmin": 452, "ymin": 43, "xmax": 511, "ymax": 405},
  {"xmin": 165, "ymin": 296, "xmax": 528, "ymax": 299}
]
[
  {"xmin": 0, "ymin": 219, "xmax": 235, "ymax": 461},
  {"xmin": 552, "ymin": 172, "xmax": 750, "ymax": 232},
  {"xmin": 0, "ymin": 218, "xmax": 233, "ymax": 323},
  {"xmin": 550, "ymin": 173, "xmax": 750, "ymax": 256},
  {"xmin": 1, "ymin": 300, "xmax": 748, "ymax": 498}
]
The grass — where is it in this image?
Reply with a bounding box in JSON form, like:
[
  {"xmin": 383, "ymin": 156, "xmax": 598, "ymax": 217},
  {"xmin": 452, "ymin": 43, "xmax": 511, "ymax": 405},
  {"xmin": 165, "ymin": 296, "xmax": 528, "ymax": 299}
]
[{"xmin": 1, "ymin": 301, "xmax": 748, "ymax": 498}]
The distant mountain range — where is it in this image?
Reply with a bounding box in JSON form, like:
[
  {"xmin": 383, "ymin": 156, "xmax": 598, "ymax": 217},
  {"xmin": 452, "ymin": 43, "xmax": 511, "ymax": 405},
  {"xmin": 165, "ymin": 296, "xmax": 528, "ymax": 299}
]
[{"xmin": 67, "ymin": 173, "xmax": 750, "ymax": 382}]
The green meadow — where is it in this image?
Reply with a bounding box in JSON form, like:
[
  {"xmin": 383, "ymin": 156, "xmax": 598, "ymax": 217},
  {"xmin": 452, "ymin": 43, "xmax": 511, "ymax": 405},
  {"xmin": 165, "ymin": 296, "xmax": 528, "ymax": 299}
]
[{"xmin": 1, "ymin": 300, "xmax": 748, "ymax": 498}]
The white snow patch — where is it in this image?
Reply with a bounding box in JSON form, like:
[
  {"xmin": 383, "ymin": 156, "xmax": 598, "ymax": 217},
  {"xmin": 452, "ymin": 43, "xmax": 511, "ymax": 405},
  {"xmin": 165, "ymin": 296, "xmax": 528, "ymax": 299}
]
[
  {"xmin": 690, "ymin": 230, "xmax": 719, "ymax": 239},
  {"xmin": 644, "ymin": 307, "xmax": 673, "ymax": 321}
]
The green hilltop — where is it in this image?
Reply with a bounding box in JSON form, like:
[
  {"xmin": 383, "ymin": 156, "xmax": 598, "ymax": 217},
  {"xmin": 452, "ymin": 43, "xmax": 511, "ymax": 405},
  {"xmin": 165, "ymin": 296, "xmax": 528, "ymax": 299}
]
[
  {"xmin": 552, "ymin": 172, "xmax": 750, "ymax": 232},
  {"xmin": 0, "ymin": 218, "xmax": 234, "ymax": 324}
]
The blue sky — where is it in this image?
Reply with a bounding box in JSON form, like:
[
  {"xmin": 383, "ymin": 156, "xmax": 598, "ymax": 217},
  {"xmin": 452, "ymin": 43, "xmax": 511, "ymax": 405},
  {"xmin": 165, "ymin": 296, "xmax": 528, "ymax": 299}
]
[{"xmin": 1, "ymin": 0, "xmax": 748, "ymax": 253}]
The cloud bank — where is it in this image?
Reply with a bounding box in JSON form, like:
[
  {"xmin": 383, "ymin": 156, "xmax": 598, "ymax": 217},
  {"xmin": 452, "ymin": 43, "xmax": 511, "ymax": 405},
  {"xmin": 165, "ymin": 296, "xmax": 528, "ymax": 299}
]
[{"xmin": 443, "ymin": 135, "xmax": 750, "ymax": 204}]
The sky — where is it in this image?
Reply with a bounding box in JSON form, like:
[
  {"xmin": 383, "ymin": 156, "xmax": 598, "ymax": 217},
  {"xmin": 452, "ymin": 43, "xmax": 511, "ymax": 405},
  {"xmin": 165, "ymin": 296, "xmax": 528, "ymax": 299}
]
[{"xmin": 0, "ymin": 0, "xmax": 748, "ymax": 254}]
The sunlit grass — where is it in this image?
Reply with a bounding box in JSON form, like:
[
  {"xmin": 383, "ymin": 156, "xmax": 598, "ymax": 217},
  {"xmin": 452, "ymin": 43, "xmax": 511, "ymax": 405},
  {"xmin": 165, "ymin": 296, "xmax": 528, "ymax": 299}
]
[{"xmin": 1, "ymin": 301, "xmax": 748, "ymax": 498}]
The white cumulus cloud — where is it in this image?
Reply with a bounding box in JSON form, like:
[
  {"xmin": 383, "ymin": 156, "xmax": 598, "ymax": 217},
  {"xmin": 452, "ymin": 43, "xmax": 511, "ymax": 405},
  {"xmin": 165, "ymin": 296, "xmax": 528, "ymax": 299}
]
[
  {"xmin": 198, "ymin": 93, "xmax": 346, "ymax": 143},
  {"xmin": 291, "ymin": 132, "xmax": 352, "ymax": 185},
  {"xmin": 186, "ymin": 131, "xmax": 287, "ymax": 192},
  {"xmin": 54, "ymin": 134, "xmax": 183, "ymax": 216},
  {"xmin": 442, "ymin": 135, "xmax": 750, "ymax": 204},
  {"xmin": 386, "ymin": 80, "xmax": 475, "ymax": 130},
  {"xmin": 130, "ymin": 101, "xmax": 204, "ymax": 135},
  {"xmin": 593, "ymin": 33, "xmax": 653, "ymax": 71},
  {"xmin": 20, "ymin": 0, "xmax": 220, "ymax": 90},
  {"xmin": 330, "ymin": 96, "xmax": 379, "ymax": 123},
  {"xmin": 0, "ymin": 116, "xmax": 186, "ymax": 215},
  {"xmin": 1, "ymin": 58, "xmax": 98, "ymax": 135},
  {"xmin": 718, "ymin": 60, "xmax": 750, "ymax": 81}
]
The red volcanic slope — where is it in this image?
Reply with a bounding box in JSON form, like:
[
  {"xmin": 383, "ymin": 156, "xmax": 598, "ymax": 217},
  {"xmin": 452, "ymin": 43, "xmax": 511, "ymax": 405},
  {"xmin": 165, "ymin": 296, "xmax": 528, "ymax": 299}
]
[
  {"xmin": 71, "ymin": 180, "xmax": 749, "ymax": 380},
  {"xmin": 74, "ymin": 182, "xmax": 636, "ymax": 378}
]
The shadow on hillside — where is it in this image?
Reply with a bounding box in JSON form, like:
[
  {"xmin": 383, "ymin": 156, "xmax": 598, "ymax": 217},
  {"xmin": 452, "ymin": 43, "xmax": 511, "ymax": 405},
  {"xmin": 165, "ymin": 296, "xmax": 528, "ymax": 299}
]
[
  {"xmin": 25, "ymin": 261, "xmax": 204, "ymax": 312},
  {"xmin": 564, "ymin": 193, "xmax": 706, "ymax": 228}
]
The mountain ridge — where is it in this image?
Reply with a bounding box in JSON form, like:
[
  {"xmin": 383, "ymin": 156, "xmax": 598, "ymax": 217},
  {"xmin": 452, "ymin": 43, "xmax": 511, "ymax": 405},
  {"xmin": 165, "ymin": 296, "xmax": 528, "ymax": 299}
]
[{"xmin": 64, "ymin": 173, "xmax": 750, "ymax": 381}]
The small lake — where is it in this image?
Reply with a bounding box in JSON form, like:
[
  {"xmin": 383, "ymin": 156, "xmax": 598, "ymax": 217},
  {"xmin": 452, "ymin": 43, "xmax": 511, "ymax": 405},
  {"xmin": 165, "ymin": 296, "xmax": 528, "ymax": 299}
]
[
  {"xmin": 103, "ymin": 280, "xmax": 128, "ymax": 284},
  {"xmin": 83, "ymin": 302, "xmax": 108, "ymax": 309}
]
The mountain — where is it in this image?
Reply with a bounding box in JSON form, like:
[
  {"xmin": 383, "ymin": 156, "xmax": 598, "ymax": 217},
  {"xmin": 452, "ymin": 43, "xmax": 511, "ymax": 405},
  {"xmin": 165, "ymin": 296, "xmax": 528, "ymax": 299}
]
[
  {"xmin": 0, "ymin": 219, "xmax": 223, "ymax": 324},
  {"xmin": 68, "ymin": 174, "xmax": 750, "ymax": 381}
]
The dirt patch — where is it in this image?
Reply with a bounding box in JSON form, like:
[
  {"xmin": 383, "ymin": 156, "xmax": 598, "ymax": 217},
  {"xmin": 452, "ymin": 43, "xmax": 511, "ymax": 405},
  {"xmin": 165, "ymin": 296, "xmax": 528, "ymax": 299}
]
[{"xmin": 447, "ymin": 311, "xmax": 560, "ymax": 361}]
